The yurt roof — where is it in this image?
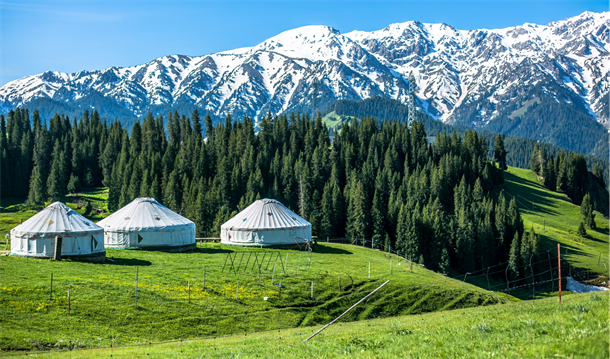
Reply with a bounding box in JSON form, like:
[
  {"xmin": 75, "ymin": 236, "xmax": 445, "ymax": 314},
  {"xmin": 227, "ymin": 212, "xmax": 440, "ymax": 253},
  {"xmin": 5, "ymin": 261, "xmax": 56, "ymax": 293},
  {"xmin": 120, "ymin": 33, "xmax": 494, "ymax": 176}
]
[
  {"xmin": 97, "ymin": 197, "xmax": 194, "ymax": 231},
  {"xmin": 11, "ymin": 202, "xmax": 101, "ymax": 235},
  {"xmin": 221, "ymin": 199, "xmax": 310, "ymax": 231}
]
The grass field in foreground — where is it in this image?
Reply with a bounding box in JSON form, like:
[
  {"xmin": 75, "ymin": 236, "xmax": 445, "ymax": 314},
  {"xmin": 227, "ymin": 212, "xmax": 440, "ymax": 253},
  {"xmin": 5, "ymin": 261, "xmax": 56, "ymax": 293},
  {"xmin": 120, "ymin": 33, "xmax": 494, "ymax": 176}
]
[
  {"xmin": 501, "ymin": 167, "xmax": 609, "ymax": 277},
  {"xmin": 18, "ymin": 291, "xmax": 608, "ymax": 358},
  {"xmin": 0, "ymin": 242, "xmax": 510, "ymax": 352}
]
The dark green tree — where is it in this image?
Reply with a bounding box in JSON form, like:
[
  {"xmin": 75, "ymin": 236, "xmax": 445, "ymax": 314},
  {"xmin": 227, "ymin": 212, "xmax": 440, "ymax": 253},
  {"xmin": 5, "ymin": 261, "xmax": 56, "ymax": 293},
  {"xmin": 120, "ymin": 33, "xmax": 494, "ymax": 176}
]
[
  {"xmin": 494, "ymin": 134, "xmax": 507, "ymax": 171},
  {"xmin": 577, "ymin": 221, "xmax": 587, "ymax": 237},
  {"xmin": 580, "ymin": 193, "xmax": 596, "ymax": 229}
]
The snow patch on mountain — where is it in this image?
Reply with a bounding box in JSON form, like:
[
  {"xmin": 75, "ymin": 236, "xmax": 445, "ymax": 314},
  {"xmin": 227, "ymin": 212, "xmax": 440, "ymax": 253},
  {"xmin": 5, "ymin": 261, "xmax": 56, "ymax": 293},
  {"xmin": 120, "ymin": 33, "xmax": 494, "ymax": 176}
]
[{"xmin": 0, "ymin": 11, "xmax": 608, "ymax": 127}]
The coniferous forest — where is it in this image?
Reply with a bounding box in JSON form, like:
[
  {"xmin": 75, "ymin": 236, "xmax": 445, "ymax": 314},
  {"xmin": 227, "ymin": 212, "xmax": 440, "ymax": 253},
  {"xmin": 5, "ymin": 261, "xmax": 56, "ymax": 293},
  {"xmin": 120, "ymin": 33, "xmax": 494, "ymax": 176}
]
[{"xmin": 1, "ymin": 107, "xmax": 604, "ymax": 276}]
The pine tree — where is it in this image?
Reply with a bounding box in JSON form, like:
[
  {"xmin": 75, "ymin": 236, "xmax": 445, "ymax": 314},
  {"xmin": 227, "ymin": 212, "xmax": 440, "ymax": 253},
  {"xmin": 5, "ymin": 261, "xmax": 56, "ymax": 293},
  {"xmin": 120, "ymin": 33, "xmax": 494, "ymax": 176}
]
[
  {"xmin": 593, "ymin": 164, "xmax": 605, "ymax": 188},
  {"xmin": 538, "ymin": 145, "xmax": 547, "ymax": 178},
  {"xmin": 529, "ymin": 143, "xmax": 540, "ymax": 174},
  {"xmin": 107, "ymin": 164, "xmax": 121, "ymax": 212},
  {"xmin": 456, "ymin": 207, "xmax": 474, "ymax": 272},
  {"xmin": 508, "ymin": 232, "xmax": 520, "ymax": 279},
  {"xmin": 577, "ymin": 221, "xmax": 587, "ymax": 237},
  {"xmin": 347, "ymin": 181, "xmax": 367, "ymax": 239},
  {"xmin": 27, "ymin": 166, "xmax": 46, "ymax": 206},
  {"xmin": 309, "ymin": 189, "xmax": 322, "ymax": 236},
  {"xmin": 371, "ymin": 188, "xmax": 386, "ymax": 246},
  {"xmin": 556, "ymin": 150, "xmax": 567, "ymax": 193},
  {"xmin": 543, "ymin": 155, "xmax": 556, "ymax": 190},
  {"xmin": 46, "ymin": 140, "xmax": 64, "ymax": 201},
  {"xmin": 67, "ymin": 174, "xmax": 81, "ymax": 194},
  {"xmin": 204, "ymin": 113, "xmax": 214, "ymax": 141},
  {"xmin": 493, "ymin": 134, "xmax": 507, "ymax": 171},
  {"xmin": 164, "ymin": 169, "xmax": 181, "ymax": 212},
  {"xmin": 439, "ymin": 246, "xmax": 450, "ymax": 274},
  {"xmin": 472, "ymin": 178, "xmax": 484, "ymax": 203},
  {"xmin": 580, "ymin": 193, "xmax": 596, "ymax": 229},
  {"xmin": 319, "ymin": 182, "xmax": 334, "ymax": 238},
  {"xmin": 191, "ymin": 109, "xmax": 202, "ymax": 137}
]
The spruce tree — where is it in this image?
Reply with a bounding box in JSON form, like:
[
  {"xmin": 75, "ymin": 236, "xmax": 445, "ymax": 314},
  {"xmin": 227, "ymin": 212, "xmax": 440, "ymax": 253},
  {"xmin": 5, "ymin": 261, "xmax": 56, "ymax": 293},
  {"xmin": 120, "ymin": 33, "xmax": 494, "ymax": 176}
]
[
  {"xmin": 27, "ymin": 166, "xmax": 46, "ymax": 206},
  {"xmin": 107, "ymin": 164, "xmax": 121, "ymax": 212},
  {"xmin": 577, "ymin": 221, "xmax": 587, "ymax": 237},
  {"xmin": 346, "ymin": 181, "xmax": 367, "ymax": 239},
  {"xmin": 543, "ymin": 155, "xmax": 556, "ymax": 190},
  {"xmin": 67, "ymin": 174, "xmax": 81, "ymax": 194},
  {"xmin": 493, "ymin": 134, "xmax": 507, "ymax": 171},
  {"xmin": 580, "ymin": 193, "xmax": 596, "ymax": 229},
  {"xmin": 508, "ymin": 232, "xmax": 520, "ymax": 279},
  {"xmin": 191, "ymin": 109, "xmax": 202, "ymax": 137},
  {"xmin": 319, "ymin": 182, "xmax": 334, "ymax": 238},
  {"xmin": 164, "ymin": 169, "xmax": 181, "ymax": 212},
  {"xmin": 556, "ymin": 150, "xmax": 567, "ymax": 193},
  {"xmin": 371, "ymin": 188, "xmax": 386, "ymax": 246},
  {"xmin": 46, "ymin": 140, "xmax": 64, "ymax": 201},
  {"xmin": 593, "ymin": 164, "xmax": 605, "ymax": 188},
  {"xmin": 529, "ymin": 143, "xmax": 540, "ymax": 174},
  {"xmin": 472, "ymin": 178, "xmax": 484, "ymax": 203},
  {"xmin": 439, "ymin": 246, "xmax": 450, "ymax": 274}
]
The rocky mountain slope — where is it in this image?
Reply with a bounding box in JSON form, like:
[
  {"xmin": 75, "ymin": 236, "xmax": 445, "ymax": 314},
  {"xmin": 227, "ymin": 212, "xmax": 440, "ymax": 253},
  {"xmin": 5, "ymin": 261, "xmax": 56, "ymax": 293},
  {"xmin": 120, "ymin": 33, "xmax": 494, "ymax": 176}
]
[{"xmin": 1, "ymin": 11, "xmax": 608, "ymax": 152}]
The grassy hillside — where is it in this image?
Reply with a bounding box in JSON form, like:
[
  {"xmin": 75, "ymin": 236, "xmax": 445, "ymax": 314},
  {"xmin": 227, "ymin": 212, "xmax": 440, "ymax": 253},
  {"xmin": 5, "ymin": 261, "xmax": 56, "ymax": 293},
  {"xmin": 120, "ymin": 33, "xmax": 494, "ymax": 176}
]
[
  {"xmin": 501, "ymin": 167, "xmax": 609, "ymax": 276},
  {"xmin": 18, "ymin": 291, "xmax": 609, "ymax": 358},
  {"xmin": 0, "ymin": 242, "xmax": 509, "ymax": 352},
  {"xmin": 1, "ymin": 166, "xmax": 607, "ymax": 354}
]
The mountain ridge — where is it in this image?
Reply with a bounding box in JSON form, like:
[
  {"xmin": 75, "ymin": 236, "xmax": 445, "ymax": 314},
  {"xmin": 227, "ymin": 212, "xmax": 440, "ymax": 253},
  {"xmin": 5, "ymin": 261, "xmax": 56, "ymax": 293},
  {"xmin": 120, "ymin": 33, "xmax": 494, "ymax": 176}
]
[{"xmin": 1, "ymin": 11, "xmax": 608, "ymax": 153}]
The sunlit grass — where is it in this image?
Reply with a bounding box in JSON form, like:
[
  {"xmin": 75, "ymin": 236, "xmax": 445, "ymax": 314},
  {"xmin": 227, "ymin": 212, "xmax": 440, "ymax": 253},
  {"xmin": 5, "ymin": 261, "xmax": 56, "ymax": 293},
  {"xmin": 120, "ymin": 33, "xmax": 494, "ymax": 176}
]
[
  {"xmin": 502, "ymin": 167, "xmax": 609, "ymax": 277},
  {"xmin": 27, "ymin": 291, "xmax": 609, "ymax": 359}
]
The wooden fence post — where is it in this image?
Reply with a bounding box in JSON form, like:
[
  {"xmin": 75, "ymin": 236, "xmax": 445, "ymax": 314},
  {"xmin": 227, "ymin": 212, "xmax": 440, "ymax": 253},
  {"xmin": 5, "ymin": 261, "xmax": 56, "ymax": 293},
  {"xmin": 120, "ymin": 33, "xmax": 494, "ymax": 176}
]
[
  {"xmin": 135, "ymin": 266, "xmax": 139, "ymax": 308},
  {"xmin": 558, "ymin": 244, "xmax": 562, "ymax": 304}
]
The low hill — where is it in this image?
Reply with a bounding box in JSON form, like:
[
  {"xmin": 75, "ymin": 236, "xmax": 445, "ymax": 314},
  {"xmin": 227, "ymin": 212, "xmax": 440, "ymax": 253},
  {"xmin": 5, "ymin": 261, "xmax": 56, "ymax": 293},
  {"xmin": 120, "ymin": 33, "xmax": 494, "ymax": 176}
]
[
  {"xmin": 501, "ymin": 167, "xmax": 609, "ymax": 276},
  {"xmin": 0, "ymin": 241, "xmax": 510, "ymax": 352},
  {"xmin": 23, "ymin": 292, "xmax": 609, "ymax": 358}
]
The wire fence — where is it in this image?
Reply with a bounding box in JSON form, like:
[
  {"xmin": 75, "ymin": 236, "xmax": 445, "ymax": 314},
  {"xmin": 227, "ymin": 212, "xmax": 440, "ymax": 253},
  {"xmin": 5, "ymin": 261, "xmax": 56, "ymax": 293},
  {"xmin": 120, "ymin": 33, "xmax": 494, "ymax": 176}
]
[
  {"xmin": 319, "ymin": 236, "xmax": 605, "ymax": 297},
  {"xmin": 2, "ymin": 239, "xmax": 604, "ymax": 357}
]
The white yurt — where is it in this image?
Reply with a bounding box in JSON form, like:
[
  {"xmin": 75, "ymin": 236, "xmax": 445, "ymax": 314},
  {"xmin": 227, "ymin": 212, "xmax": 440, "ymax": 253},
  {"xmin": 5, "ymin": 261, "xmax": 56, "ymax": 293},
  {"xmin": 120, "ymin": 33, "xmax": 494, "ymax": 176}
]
[
  {"xmin": 221, "ymin": 198, "xmax": 311, "ymax": 247},
  {"xmin": 97, "ymin": 197, "xmax": 196, "ymax": 250},
  {"xmin": 10, "ymin": 202, "xmax": 105, "ymax": 260}
]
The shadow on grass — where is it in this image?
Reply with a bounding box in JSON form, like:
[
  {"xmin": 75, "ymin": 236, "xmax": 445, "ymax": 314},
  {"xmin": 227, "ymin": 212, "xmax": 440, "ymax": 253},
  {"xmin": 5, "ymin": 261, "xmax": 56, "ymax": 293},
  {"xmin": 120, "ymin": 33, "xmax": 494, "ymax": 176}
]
[
  {"xmin": 539, "ymin": 233, "xmax": 588, "ymax": 256},
  {"xmin": 503, "ymin": 171, "xmax": 568, "ymax": 217},
  {"xmin": 582, "ymin": 233, "xmax": 608, "ymax": 244},
  {"xmin": 194, "ymin": 248, "xmax": 234, "ymax": 254},
  {"xmin": 101, "ymin": 257, "xmax": 152, "ymax": 266},
  {"xmin": 313, "ymin": 244, "xmax": 354, "ymax": 255}
]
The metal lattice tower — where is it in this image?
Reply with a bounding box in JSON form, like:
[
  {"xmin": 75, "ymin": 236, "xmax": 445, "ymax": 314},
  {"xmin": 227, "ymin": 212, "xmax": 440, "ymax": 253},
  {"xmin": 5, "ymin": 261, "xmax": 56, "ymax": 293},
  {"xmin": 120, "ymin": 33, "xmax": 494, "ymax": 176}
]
[
  {"xmin": 312, "ymin": 69, "xmax": 320, "ymax": 115},
  {"xmin": 407, "ymin": 73, "xmax": 417, "ymax": 128}
]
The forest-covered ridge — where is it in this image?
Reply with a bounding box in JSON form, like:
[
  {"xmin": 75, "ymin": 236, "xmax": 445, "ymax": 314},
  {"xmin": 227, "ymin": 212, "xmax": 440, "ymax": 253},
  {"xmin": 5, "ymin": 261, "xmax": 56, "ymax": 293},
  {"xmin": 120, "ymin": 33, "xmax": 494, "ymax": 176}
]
[
  {"xmin": 2, "ymin": 107, "xmax": 607, "ymax": 279},
  {"xmin": 323, "ymin": 96, "xmax": 609, "ymax": 185}
]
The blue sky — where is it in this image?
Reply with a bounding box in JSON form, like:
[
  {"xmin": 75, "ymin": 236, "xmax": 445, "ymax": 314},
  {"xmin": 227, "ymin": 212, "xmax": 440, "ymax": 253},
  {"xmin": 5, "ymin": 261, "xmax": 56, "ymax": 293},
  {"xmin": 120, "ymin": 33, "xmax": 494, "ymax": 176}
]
[{"xmin": 0, "ymin": 0, "xmax": 607, "ymax": 86}]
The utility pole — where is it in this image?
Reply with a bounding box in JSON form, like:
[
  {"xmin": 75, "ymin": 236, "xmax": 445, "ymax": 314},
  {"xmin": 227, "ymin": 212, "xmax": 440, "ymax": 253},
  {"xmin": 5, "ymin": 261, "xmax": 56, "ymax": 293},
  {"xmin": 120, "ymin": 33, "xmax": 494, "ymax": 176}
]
[{"xmin": 407, "ymin": 73, "xmax": 417, "ymax": 128}]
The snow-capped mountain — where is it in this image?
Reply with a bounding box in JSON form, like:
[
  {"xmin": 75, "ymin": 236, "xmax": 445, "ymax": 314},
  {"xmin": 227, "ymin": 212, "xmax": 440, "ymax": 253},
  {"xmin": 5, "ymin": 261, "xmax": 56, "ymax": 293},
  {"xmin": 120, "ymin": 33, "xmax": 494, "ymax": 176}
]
[{"xmin": 1, "ymin": 11, "xmax": 608, "ymax": 130}]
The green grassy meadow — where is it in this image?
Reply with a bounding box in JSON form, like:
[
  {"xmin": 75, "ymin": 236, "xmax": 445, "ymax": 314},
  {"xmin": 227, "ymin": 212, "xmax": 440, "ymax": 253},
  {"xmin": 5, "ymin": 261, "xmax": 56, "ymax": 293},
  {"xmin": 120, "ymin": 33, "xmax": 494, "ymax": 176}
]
[
  {"xmin": 1, "ymin": 166, "xmax": 608, "ymax": 355},
  {"xmin": 501, "ymin": 167, "xmax": 609, "ymax": 277},
  {"xmin": 0, "ymin": 242, "xmax": 509, "ymax": 352},
  {"xmin": 18, "ymin": 291, "xmax": 609, "ymax": 358}
]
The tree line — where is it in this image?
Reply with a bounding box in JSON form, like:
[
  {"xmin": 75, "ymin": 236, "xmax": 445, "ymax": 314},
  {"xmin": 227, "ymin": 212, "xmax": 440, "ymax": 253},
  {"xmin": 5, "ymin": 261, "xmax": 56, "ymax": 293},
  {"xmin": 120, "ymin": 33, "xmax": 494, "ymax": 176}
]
[{"xmin": 0, "ymin": 107, "xmax": 567, "ymax": 277}]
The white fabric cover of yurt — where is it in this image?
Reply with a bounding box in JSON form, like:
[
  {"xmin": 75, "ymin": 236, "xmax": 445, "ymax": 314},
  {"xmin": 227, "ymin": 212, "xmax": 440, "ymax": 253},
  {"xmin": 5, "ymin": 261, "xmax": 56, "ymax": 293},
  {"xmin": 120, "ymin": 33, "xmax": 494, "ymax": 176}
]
[
  {"xmin": 10, "ymin": 202, "xmax": 105, "ymax": 258},
  {"xmin": 221, "ymin": 198, "xmax": 311, "ymax": 246},
  {"xmin": 97, "ymin": 197, "xmax": 196, "ymax": 249}
]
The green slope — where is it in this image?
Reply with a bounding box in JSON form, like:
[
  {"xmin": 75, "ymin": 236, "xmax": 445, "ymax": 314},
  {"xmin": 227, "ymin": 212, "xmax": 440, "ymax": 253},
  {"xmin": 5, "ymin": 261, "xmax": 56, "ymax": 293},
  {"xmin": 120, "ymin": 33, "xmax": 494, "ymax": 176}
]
[
  {"xmin": 0, "ymin": 242, "xmax": 509, "ymax": 351},
  {"xmin": 23, "ymin": 292, "xmax": 609, "ymax": 358},
  {"xmin": 501, "ymin": 167, "xmax": 609, "ymax": 276}
]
